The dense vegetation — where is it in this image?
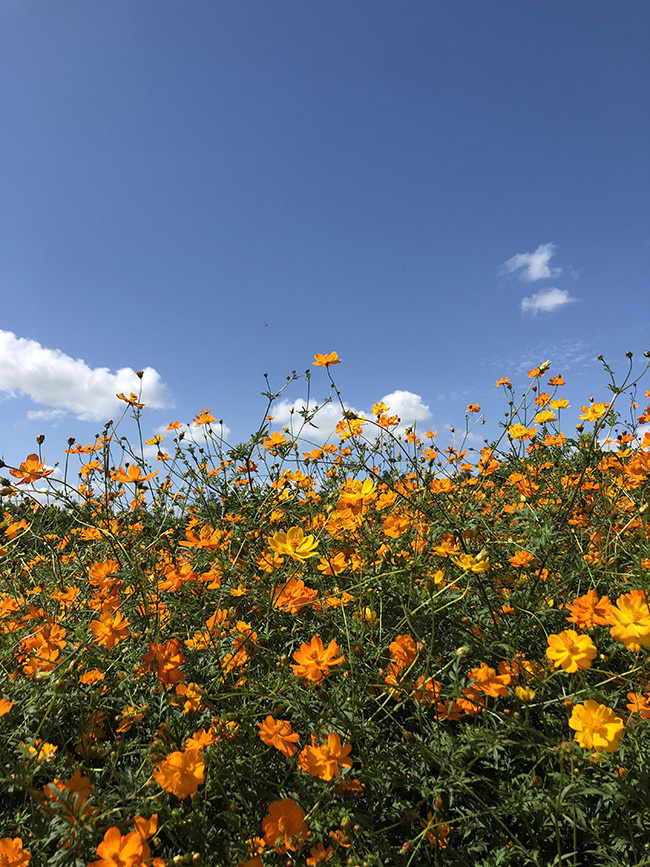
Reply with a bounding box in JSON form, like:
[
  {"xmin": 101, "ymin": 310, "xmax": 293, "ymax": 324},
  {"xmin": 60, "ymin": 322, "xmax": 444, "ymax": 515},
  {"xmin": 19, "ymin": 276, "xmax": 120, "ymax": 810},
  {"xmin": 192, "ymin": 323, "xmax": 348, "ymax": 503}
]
[{"xmin": 1, "ymin": 352, "xmax": 650, "ymax": 866}]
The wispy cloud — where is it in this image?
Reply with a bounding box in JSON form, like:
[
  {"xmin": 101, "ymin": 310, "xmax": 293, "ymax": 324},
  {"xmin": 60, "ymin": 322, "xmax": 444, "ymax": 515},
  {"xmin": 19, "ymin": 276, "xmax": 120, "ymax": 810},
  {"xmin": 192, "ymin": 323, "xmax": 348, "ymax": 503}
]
[
  {"xmin": 500, "ymin": 242, "xmax": 561, "ymax": 282},
  {"xmin": 520, "ymin": 287, "xmax": 576, "ymax": 316},
  {"xmin": 272, "ymin": 389, "xmax": 432, "ymax": 443},
  {"xmin": 0, "ymin": 330, "xmax": 171, "ymax": 422}
]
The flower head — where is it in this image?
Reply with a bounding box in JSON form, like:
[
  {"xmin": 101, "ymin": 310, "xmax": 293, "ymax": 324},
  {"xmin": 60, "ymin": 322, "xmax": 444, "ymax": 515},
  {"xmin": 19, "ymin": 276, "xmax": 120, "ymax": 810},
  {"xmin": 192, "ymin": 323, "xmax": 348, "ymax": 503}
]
[
  {"xmin": 152, "ymin": 748, "xmax": 204, "ymax": 799},
  {"xmin": 262, "ymin": 798, "xmax": 308, "ymax": 853},
  {"xmin": 569, "ymin": 700, "xmax": 624, "ymax": 753},
  {"xmin": 257, "ymin": 716, "xmax": 300, "ymax": 757},
  {"xmin": 546, "ymin": 630, "xmax": 597, "ymax": 673},
  {"xmin": 268, "ymin": 527, "xmax": 319, "ymax": 562},
  {"xmin": 292, "ymin": 636, "xmax": 345, "ymax": 683},
  {"xmin": 312, "ymin": 352, "xmax": 341, "ymax": 367},
  {"xmin": 607, "ymin": 590, "xmax": 650, "ymax": 652},
  {"xmin": 0, "ymin": 837, "xmax": 31, "ymax": 866}
]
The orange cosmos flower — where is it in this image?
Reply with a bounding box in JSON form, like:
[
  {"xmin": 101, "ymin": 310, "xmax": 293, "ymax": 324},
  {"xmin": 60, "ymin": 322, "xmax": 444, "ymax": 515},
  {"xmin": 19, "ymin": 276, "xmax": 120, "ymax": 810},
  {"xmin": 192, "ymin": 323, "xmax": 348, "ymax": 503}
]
[
  {"xmin": 467, "ymin": 662, "xmax": 510, "ymax": 698},
  {"xmin": 261, "ymin": 798, "xmax": 308, "ymax": 853},
  {"xmin": 546, "ymin": 630, "xmax": 597, "ymax": 673},
  {"xmin": 141, "ymin": 639, "xmax": 185, "ymax": 685},
  {"xmin": 153, "ymin": 748, "xmax": 204, "ymax": 799},
  {"xmin": 116, "ymin": 392, "xmax": 145, "ymax": 409},
  {"xmin": 389, "ymin": 634, "xmax": 417, "ymax": 669},
  {"xmin": 421, "ymin": 813, "xmax": 450, "ymax": 849},
  {"xmin": 298, "ymin": 732, "xmax": 352, "ymax": 781},
  {"xmin": 607, "ymin": 590, "xmax": 650, "ymax": 652},
  {"xmin": 193, "ymin": 409, "xmax": 216, "ymax": 426},
  {"xmin": 569, "ymin": 700, "xmax": 624, "ymax": 753},
  {"xmin": 90, "ymin": 611, "xmax": 130, "ymax": 649},
  {"xmin": 495, "ymin": 377, "xmax": 511, "ymax": 387},
  {"xmin": 566, "ymin": 590, "xmax": 612, "ymax": 629},
  {"xmin": 0, "ymin": 838, "xmax": 31, "ymax": 866},
  {"xmin": 307, "ymin": 843, "xmax": 335, "ymax": 864},
  {"xmin": 268, "ymin": 527, "xmax": 319, "ymax": 562},
  {"xmin": 312, "ymin": 351, "xmax": 341, "ymax": 367},
  {"xmin": 257, "ymin": 716, "xmax": 300, "ymax": 757},
  {"xmin": 627, "ymin": 691, "xmax": 650, "ymax": 720},
  {"xmin": 111, "ymin": 465, "xmax": 158, "ymax": 484},
  {"xmin": 0, "ymin": 698, "xmax": 14, "ymax": 716},
  {"xmin": 87, "ymin": 827, "xmax": 144, "ymax": 867},
  {"xmin": 9, "ymin": 454, "xmax": 54, "ymax": 485},
  {"xmin": 292, "ymin": 636, "xmax": 345, "ymax": 683}
]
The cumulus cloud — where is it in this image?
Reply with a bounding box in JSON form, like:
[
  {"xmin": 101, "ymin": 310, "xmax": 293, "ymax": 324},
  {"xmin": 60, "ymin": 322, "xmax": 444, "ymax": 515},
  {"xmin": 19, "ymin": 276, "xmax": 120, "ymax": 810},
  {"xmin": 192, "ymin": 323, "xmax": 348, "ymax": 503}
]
[
  {"xmin": 520, "ymin": 287, "xmax": 576, "ymax": 316},
  {"xmin": 272, "ymin": 390, "xmax": 432, "ymax": 443},
  {"xmin": 0, "ymin": 330, "xmax": 171, "ymax": 422},
  {"xmin": 501, "ymin": 242, "xmax": 561, "ymax": 282}
]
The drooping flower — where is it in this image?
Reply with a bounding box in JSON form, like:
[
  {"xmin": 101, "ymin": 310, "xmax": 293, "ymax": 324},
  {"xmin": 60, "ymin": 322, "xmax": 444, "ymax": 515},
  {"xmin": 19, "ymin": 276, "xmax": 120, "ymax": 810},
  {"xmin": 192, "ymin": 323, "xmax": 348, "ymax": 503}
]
[
  {"xmin": 568, "ymin": 700, "xmax": 624, "ymax": 753},
  {"xmin": 258, "ymin": 716, "xmax": 300, "ymax": 757},
  {"xmin": 292, "ymin": 636, "xmax": 345, "ymax": 683},
  {"xmin": 607, "ymin": 590, "xmax": 650, "ymax": 652},
  {"xmin": 546, "ymin": 630, "xmax": 597, "ymax": 673},
  {"xmin": 152, "ymin": 748, "xmax": 204, "ymax": 799},
  {"xmin": 262, "ymin": 798, "xmax": 308, "ymax": 853}
]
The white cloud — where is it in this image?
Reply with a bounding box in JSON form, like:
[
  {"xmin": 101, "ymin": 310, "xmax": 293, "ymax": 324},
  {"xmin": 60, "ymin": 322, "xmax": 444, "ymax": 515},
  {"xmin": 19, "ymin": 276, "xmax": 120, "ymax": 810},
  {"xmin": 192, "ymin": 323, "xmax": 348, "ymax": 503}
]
[
  {"xmin": 272, "ymin": 390, "xmax": 432, "ymax": 443},
  {"xmin": 0, "ymin": 330, "xmax": 171, "ymax": 422},
  {"xmin": 501, "ymin": 242, "xmax": 561, "ymax": 282},
  {"xmin": 520, "ymin": 287, "xmax": 576, "ymax": 316}
]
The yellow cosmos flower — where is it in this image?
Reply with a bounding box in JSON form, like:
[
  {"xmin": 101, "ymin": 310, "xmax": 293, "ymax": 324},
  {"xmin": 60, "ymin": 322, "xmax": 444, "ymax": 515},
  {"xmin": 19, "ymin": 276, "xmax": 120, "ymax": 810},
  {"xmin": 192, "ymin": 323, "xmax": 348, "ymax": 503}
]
[
  {"xmin": 450, "ymin": 553, "xmax": 490, "ymax": 573},
  {"xmin": 546, "ymin": 630, "xmax": 597, "ymax": 673},
  {"xmin": 569, "ymin": 700, "xmax": 624, "ymax": 753},
  {"xmin": 268, "ymin": 527, "xmax": 319, "ymax": 562},
  {"xmin": 607, "ymin": 590, "xmax": 650, "ymax": 652}
]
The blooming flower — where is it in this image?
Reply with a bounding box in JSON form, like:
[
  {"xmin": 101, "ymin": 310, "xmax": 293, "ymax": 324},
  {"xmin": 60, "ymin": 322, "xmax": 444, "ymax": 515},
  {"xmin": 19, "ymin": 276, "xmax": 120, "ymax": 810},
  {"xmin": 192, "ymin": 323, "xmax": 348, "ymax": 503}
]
[
  {"xmin": 569, "ymin": 700, "xmax": 624, "ymax": 753},
  {"xmin": 0, "ymin": 837, "xmax": 31, "ymax": 866},
  {"xmin": 268, "ymin": 527, "xmax": 319, "ymax": 562},
  {"xmin": 258, "ymin": 716, "xmax": 300, "ymax": 757},
  {"xmin": 546, "ymin": 630, "xmax": 597, "ymax": 673},
  {"xmin": 153, "ymin": 748, "xmax": 204, "ymax": 798},
  {"xmin": 9, "ymin": 454, "xmax": 54, "ymax": 485},
  {"xmin": 87, "ymin": 827, "xmax": 145, "ymax": 867},
  {"xmin": 262, "ymin": 798, "xmax": 308, "ymax": 853},
  {"xmin": 312, "ymin": 352, "xmax": 341, "ymax": 367},
  {"xmin": 90, "ymin": 611, "xmax": 130, "ymax": 649},
  {"xmin": 566, "ymin": 590, "xmax": 613, "ymax": 630},
  {"xmin": 607, "ymin": 590, "xmax": 650, "ymax": 652},
  {"xmin": 292, "ymin": 636, "xmax": 345, "ymax": 683},
  {"xmin": 298, "ymin": 732, "xmax": 352, "ymax": 781}
]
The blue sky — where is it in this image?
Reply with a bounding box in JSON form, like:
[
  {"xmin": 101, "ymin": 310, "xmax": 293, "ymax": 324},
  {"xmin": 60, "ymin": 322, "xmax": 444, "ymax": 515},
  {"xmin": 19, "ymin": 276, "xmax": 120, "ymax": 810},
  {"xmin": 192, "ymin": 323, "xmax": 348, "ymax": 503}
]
[{"xmin": 1, "ymin": 1, "xmax": 649, "ymax": 470}]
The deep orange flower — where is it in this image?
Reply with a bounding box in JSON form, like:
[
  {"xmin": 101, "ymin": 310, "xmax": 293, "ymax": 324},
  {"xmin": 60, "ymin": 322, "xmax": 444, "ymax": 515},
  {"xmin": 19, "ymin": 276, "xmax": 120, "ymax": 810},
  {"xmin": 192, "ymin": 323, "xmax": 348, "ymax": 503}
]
[
  {"xmin": 116, "ymin": 392, "xmax": 145, "ymax": 409},
  {"xmin": 262, "ymin": 798, "xmax": 308, "ymax": 853},
  {"xmin": 257, "ymin": 716, "xmax": 300, "ymax": 757},
  {"xmin": 88, "ymin": 827, "xmax": 144, "ymax": 867},
  {"xmin": 389, "ymin": 634, "xmax": 417, "ymax": 669},
  {"xmin": 0, "ymin": 698, "xmax": 14, "ymax": 716},
  {"xmin": 153, "ymin": 748, "xmax": 204, "ymax": 798},
  {"xmin": 111, "ymin": 464, "xmax": 158, "ymax": 484},
  {"xmin": 193, "ymin": 409, "xmax": 216, "ymax": 426},
  {"xmin": 262, "ymin": 431, "xmax": 289, "ymax": 450},
  {"xmin": 90, "ymin": 611, "xmax": 130, "ymax": 649},
  {"xmin": 312, "ymin": 352, "xmax": 341, "ymax": 367},
  {"xmin": 307, "ymin": 843, "xmax": 334, "ymax": 864},
  {"xmin": 467, "ymin": 662, "xmax": 510, "ymax": 698},
  {"xmin": 141, "ymin": 639, "xmax": 185, "ymax": 685},
  {"xmin": 0, "ymin": 838, "xmax": 31, "ymax": 866},
  {"xmin": 298, "ymin": 732, "xmax": 352, "ymax": 781},
  {"xmin": 292, "ymin": 636, "xmax": 345, "ymax": 683},
  {"xmin": 566, "ymin": 590, "xmax": 613, "ymax": 630},
  {"xmin": 9, "ymin": 454, "xmax": 54, "ymax": 485}
]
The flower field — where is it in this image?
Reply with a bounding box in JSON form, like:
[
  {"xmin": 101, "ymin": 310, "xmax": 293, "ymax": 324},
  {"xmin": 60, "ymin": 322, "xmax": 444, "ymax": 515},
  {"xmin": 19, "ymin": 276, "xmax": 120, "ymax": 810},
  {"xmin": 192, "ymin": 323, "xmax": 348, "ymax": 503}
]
[{"xmin": 1, "ymin": 352, "xmax": 650, "ymax": 866}]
